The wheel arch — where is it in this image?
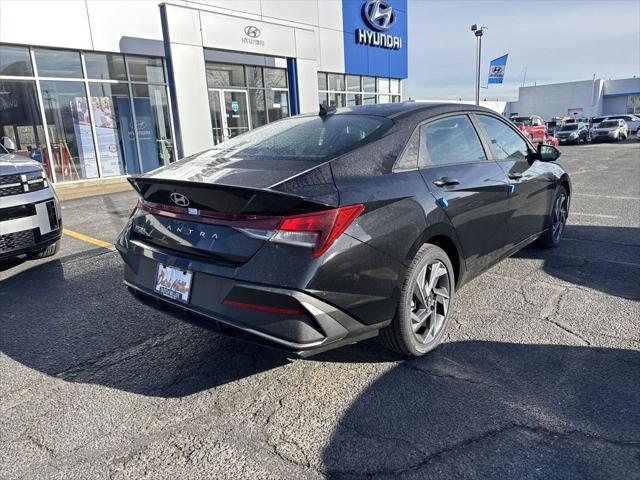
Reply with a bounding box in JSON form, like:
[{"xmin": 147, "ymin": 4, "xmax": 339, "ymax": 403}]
[{"xmin": 406, "ymin": 222, "xmax": 466, "ymax": 288}]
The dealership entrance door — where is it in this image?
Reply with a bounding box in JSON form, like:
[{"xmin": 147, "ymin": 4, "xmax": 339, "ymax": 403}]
[{"xmin": 208, "ymin": 89, "xmax": 250, "ymax": 145}]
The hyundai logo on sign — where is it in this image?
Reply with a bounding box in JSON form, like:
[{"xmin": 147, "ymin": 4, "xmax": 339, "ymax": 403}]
[
  {"xmin": 170, "ymin": 192, "xmax": 190, "ymax": 207},
  {"xmin": 244, "ymin": 25, "xmax": 260, "ymax": 38},
  {"xmin": 363, "ymin": 0, "xmax": 396, "ymax": 31},
  {"xmin": 356, "ymin": 0, "xmax": 402, "ymax": 50}
]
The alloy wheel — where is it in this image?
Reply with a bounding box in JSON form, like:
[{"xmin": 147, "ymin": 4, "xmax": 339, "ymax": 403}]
[
  {"xmin": 411, "ymin": 260, "xmax": 450, "ymax": 344},
  {"xmin": 552, "ymin": 192, "xmax": 568, "ymax": 242}
]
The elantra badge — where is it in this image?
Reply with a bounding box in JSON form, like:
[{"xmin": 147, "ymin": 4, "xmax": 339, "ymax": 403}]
[{"xmin": 170, "ymin": 192, "xmax": 190, "ymax": 207}]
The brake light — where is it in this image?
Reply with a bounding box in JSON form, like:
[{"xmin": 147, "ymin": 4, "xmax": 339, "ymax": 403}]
[
  {"xmin": 136, "ymin": 199, "xmax": 364, "ymax": 258},
  {"xmin": 273, "ymin": 204, "xmax": 365, "ymax": 257}
]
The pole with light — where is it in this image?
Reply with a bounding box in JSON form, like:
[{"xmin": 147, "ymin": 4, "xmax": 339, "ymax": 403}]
[{"xmin": 471, "ymin": 24, "xmax": 487, "ymax": 106}]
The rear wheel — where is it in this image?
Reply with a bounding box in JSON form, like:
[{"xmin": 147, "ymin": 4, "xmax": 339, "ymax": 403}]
[
  {"xmin": 27, "ymin": 240, "xmax": 60, "ymax": 259},
  {"xmin": 537, "ymin": 187, "xmax": 568, "ymax": 248},
  {"xmin": 380, "ymin": 244, "xmax": 455, "ymax": 357}
]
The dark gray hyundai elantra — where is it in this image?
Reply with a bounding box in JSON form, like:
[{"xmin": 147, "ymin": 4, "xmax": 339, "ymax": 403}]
[{"xmin": 116, "ymin": 102, "xmax": 571, "ymax": 357}]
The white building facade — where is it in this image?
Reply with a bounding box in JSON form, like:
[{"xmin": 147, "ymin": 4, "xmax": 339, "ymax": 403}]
[
  {"xmin": 506, "ymin": 77, "xmax": 640, "ymax": 119},
  {"xmin": 0, "ymin": 0, "xmax": 408, "ymax": 185}
]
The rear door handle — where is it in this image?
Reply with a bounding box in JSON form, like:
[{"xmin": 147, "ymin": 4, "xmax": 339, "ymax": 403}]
[
  {"xmin": 508, "ymin": 172, "xmax": 523, "ymax": 180},
  {"xmin": 432, "ymin": 177, "xmax": 460, "ymax": 187}
]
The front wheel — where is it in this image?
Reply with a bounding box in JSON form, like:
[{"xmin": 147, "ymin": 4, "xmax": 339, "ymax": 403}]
[
  {"xmin": 537, "ymin": 187, "xmax": 569, "ymax": 248},
  {"xmin": 27, "ymin": 240, "xmax": 60, "ymax": 259},
  {"xmin": 380, "ymin": 244, "xmax": 455, "ymax": 357}
]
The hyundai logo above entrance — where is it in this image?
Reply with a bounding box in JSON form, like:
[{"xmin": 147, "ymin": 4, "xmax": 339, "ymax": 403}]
[
  {"xmin": 362, "ymin": 0, "xmax": 396, "ymax": 32},
  {"xmin": 170, "ymin": 192, "xmax": 190, "ymax": 207},
  {"xmin": 244, "ymin": 25, "xmax": 261, "ymax": 38},
  {"xmin": 356, "ymin": 0, "xmax": 402, "ymax": 50}
]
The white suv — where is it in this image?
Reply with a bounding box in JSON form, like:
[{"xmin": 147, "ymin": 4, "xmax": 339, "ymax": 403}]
[{"xmin": 0, "ymin": 137, "xmax": 62, "ymax": 261}]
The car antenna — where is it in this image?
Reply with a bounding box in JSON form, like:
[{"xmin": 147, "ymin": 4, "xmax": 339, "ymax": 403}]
[{"xmin": 319, "ymin": 104, "xmax": 336, "ymax": 117}]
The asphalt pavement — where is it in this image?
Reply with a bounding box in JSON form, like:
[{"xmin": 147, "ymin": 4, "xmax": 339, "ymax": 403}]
[{"xmin": 1, "ymin": 140, "xmax": 639, "ymax": 479}]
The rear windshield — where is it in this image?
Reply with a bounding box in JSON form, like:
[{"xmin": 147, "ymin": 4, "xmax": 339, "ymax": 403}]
[
  {"xmin": 592, "ymin": 117, "xmax": 606, "ymax": 123},
  {"xmin": 560, "ymin": 124, "xmax": 579, "ymax": 131},
  {"xmin": 511, "ymin": 117, "xmax": 531, "ymax": 126},
  {"xmin": 208, "ymin": 114, "xmax": 391, "ymax": 161},
  {"xmin": 599, "ymin": 121, "xmax": 618, "ymax": 128},
  {"xmin": 547, "ymin": 121, "xmax": 557, "ymax": 127}
]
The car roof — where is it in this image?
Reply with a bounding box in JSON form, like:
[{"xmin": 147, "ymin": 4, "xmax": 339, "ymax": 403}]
[{"xmin": 309, "ymin": 101, "xmax": 499, "ymax": 121}]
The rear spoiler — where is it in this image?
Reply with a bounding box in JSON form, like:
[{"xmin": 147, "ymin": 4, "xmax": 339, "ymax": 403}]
[{"xmin": 128, "ymin": 177, "xmax": 335, "ymax": 215}]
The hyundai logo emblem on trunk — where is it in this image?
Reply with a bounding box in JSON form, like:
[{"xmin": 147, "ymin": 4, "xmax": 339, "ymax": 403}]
[
  {"xmin": 170, "ymin": 192, "xmax": 190, "ymax": 207},
  {"xmin": 244, "ymin": 25, "xmax": 261, "ymax": 38},
  {"xmin": 362, "ymin": 0, "xmax": 396, "ymax": 32}
]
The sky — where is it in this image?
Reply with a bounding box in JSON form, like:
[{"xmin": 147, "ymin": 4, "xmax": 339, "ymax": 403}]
[{"xmin": 403, "ymin": 0, "xmax": 640, "ymax": 101}]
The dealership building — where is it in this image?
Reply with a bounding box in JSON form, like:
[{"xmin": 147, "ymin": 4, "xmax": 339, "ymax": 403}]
[
  {"xmin": 505, "ymin": 77, "xmax": 640, "ymax": 119},
  {"xmin": 0, "ymin": 0, "xmax": 407, "ymax": 194}
]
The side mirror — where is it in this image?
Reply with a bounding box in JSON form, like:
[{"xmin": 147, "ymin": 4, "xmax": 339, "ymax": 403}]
[
  {"xmin": 1, "ymin": 136, "xmax": 16, "ymax": 153},
  {"xmin": 538, "ymin": 144, "xmax": 561, "ymax": 162}
]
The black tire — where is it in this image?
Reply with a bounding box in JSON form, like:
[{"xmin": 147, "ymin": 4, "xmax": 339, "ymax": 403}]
[
  {"xmin": 27, "ymin": 240, "xmax": 60, "ymax": 259},
  {"xmin": 380, "ymin": 243, "xmax": 455, "ymax": 357},
  {"xmin": 537, "ymin": 186, "xmax": 569, "ymax": 248}
]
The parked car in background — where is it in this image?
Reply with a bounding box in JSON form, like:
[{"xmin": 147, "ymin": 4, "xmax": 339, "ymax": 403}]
[
  {"xmin": 605, "ymin": 115, "xmax": 640, "ymax": 133},
  {"xmin": 117, "ymin": 103, "xmax": 571, "ymax": 357},
  {"xmin": 590, "ymin": 116, "xmax": 608, "ymax": 131},
  {"xmin": 636, "ymin": 128, "xmax": 640, "ymax": 141},
  {"xmin": 591, "ymin": 119, "xmax": 629, "ymax": 142},
  {"xmin": 510, "ymin": 115, "xmax": 547, "ymax": 144},
  {"xmin": 0, "ymin": 137, "xmax": 62, "ymax": 261},
  {"xmin": 555, "ymin": 122, "xmax": 590, "ymax": 144},
  {"xmin": 546, "ymin": 120, "xmax": 560, "ymax": 136},
  {"xmin": 546, "ymin": 134, "xmax": 560, "ymax": 146}
]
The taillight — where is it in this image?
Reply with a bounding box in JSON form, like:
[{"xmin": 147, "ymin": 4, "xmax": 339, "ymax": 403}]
[
  {"xmin": 136, "ymin": 199, "xmax": 364, "ymax": 258},
  {"xmin": 273, "ymin": 204, "xmax": 365, "ymax": 257}
]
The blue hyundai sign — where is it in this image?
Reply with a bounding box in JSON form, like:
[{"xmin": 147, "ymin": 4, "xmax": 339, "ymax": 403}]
[
  {"xmin": 342, "ymin": 0, "xmax": 408, "ymax": 78},
  {"xmin": 488, "ymin": 54, "xmax": 508, "ymax": 84}
]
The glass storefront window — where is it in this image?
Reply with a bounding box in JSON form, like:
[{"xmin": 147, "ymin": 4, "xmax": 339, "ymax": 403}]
[
  {"xmin": 127, "ymin": 56, "xmax": 164, "ymax": 83},
  {"xmin": 246, "ymin": 65, "xmax": 263, "ymax": 88},
  {"xmin": 85, "ymin": 53, "xmax": 127, "ymax": 81},
  {"xmin": 34, "ymin": 48, "xmax": 83, "ymax": 78},
  {"xmin": 318, "ymin": 92, "xmax": 328, "ymax": 108},
  {"xmin": 248, "ymin": 89, "xmax": 267, "ymax": 128},
  {"xmin": 378, "ymin": 95, "xmax": 391, "ymax": 104},
  {"xmin": 346, "ymin": 75, "xmax": 361, "ymax": 92},
  {"xmin": 377, "ymin": 78, "xmax": 390, "ymax": 94},
  {"xmin": 392, "ymin": 95, "xmax": 401, "ymax": 103},
  {"xmin": 0, "ymin": 80, "xmax": 47, "ymax": 171},
  {"xmin": 206, "ymin": 63, "xmax": 245, "ymax": 88},
  {"xmin": 363, "ymin": 93, "xmax": 376, "ymax": 105},
  {"xmin": 89, "ymin": 82, "xmax": 139, "ymax": 175},
  {"xmin": 328, "ymin": 73, "xmax": 345, "ymax": 91},
  {"xmin": 362, "ymin": 76, "xmax": 376, "ymax": 93},
  {"xmin": 317, "ymin": 72, "xmax": 327, "ymax": 91},
  {"xmin": 40, "ymin": 80, "xmax": 98, "ymax": 181},
  {"xmin": 328, "ymin": 92, "xmax": 346, "ymax": 108},
  {"xmin": 264, "ymin": 68, "xmax": 287, "ymax": 88},
  {"xmin": 132, "ymin": 84, "xmax": 173, "ymax": 170},
  {"xmin": 390, "ymin": 79, "xmax": 400, "ymax": 94},
  {"xmin": 267, "ymin": 90, "xmax": 289, "ymax": 122},
  {"xmin": 0, "ymin": 45, "xmax": 33, "ymax": 76},
  {"xmin": 347, "ymin": 93, "xmax": 363, "ymax": 107}
]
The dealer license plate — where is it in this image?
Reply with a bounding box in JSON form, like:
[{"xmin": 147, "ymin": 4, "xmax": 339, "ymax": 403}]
[{"xmin": 155, "ymin": 263, "xmax": 193, "ymax": 303}]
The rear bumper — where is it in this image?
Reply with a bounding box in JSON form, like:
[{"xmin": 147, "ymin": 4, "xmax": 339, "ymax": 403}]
[{"xmin": 117, "ymin": 241, "xmax": 386, "ymax": 356}]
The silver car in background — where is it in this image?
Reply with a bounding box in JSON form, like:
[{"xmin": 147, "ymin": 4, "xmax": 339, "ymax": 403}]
[
  {"xmin": 590, "ymin": 119, "xmax": 629, "ymax": 142},
  {"xmin": 0, "ymin": 137, "xmax": 62, "ymax": 261}
]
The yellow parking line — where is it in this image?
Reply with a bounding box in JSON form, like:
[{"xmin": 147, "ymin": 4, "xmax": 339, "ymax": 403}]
[{"xmin": 63, "ymin": 228, "xmax": 114, "ymax": 250}]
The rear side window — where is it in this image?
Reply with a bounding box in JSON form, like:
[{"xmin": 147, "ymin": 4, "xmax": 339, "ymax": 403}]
[
  {"xmin": 477, "ymin": 115, "xmax": 529, "ymax": 162},
  {"xmin": 208, "ymin": 114, "xmax": 390, "ymax": 161},
  {"xmin": 419, "ymin": 115, "xmax": 486, "ymax": 167}
]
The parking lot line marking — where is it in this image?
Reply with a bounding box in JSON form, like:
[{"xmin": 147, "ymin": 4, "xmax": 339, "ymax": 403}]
[
  {"xmin": 63, "ymin": 228, "xmax": 114, "ymax": 250},
  {"xmin": 571, "ymin": 212, "xmax": 619, "ymax": 219},
  {"xmin": 574, "ymin": 192, "xmax": 640, "ymax": 201}
]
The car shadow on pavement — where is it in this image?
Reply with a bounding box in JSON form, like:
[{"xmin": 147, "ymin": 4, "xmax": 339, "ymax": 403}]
[
  {"xmin": 320, "ymin": 340, "xmax": 640, "ymax": 479},
  {"xmin": 0, "ymin": 251, "xmax": 289, "ymax": 398},
  {"xmin": 516, "ymin": 225, "xmax": 640, "ymax": 300}
]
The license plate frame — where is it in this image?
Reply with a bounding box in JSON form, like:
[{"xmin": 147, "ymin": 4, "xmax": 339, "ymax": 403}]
[{"xmin": 155, "ymin": 263, "xmax": 193, "ymax": 303}]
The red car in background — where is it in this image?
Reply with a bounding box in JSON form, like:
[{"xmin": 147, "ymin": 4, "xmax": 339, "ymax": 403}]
[{"xmin": 510, "ymin": 115, "xmax": 547, "ymax": 144}]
